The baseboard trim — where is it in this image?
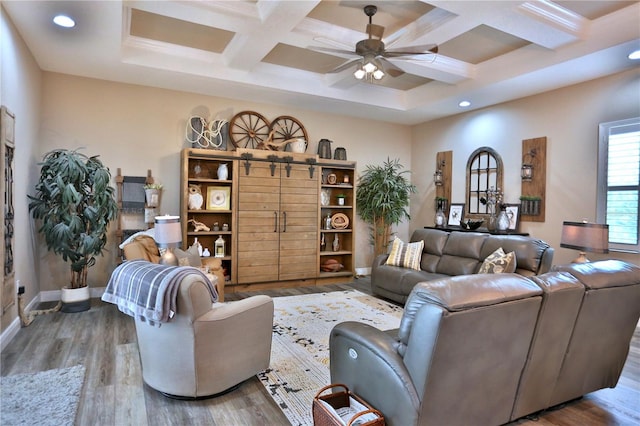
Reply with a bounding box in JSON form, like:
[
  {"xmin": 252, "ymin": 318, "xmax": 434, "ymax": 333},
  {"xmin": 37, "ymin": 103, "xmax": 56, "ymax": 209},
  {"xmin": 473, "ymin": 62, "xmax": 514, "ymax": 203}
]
[
  {"xmin": 0, "ymin": 293, "xmax": 40, "ymax": 351},
  {"xmin": 1, "ymin": 287, "xmax": 105, "ymax": 350}
]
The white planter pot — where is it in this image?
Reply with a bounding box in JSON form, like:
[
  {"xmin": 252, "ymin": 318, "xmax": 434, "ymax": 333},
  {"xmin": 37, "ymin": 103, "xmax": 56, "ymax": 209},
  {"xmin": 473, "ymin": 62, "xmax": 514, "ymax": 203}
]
[{"xmin": 61, "ymin": 286, "xmax": 91, "ymax": 313}]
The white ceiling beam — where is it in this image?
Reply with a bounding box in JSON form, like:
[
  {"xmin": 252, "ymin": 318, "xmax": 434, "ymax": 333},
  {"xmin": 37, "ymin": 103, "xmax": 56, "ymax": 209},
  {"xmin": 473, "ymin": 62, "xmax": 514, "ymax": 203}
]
[{"xmin": 223, "ymin": 0, "xmax": 320, "ymax": 71}]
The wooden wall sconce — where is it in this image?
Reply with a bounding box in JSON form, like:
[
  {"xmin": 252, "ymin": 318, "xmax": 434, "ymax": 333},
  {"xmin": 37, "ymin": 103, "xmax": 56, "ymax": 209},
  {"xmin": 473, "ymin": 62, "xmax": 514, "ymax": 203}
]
[
  {"xmin": 520, "ymin": 137, "xmax": 546, "ymax": 222},
  {"xmin": 435, "ymin": 151, "xmax": 452, "ymax": 213}
]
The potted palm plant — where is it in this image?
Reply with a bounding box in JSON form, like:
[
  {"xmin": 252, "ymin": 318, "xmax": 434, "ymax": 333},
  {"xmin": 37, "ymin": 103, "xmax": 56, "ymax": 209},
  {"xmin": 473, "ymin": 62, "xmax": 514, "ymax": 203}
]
[
  {"xmin": 356, "ymin": 158, "xmax": 417, "ymax": 256},
  {"xmin": 28, "ymin": 148, "xmax": 119, "ymax": 312}
]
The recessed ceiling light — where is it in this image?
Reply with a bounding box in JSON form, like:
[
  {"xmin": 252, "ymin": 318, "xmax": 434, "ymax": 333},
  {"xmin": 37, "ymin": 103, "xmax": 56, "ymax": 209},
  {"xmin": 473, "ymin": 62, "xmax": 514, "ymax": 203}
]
[
  {"xmin": 629, "ymin": 50, "xmax": 640, "ymax": 60},
  {"xmin": 53, "ymin": 14, "xmax": 75, "ymax": 28},
  {"xmin": 459, "ymin": 101, "xmax": 471, "ymax": 108}
]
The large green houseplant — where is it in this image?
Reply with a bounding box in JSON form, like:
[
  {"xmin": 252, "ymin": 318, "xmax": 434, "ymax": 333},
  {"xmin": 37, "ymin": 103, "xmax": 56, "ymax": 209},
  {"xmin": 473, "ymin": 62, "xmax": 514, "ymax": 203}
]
[
  {"xmin": 28, "ymin": 148, "xmax": 118, "ymax": 311},
  {"xmin": 357, "ymin": 158, "xmax": 417, "ymax": 257}
]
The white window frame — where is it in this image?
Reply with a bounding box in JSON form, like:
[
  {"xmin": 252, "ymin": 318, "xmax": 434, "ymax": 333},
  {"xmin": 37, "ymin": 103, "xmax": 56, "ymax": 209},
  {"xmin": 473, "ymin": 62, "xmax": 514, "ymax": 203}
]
[{"xmin": 597, "ymin": 117, "xmax": 640, "ymax": 253}]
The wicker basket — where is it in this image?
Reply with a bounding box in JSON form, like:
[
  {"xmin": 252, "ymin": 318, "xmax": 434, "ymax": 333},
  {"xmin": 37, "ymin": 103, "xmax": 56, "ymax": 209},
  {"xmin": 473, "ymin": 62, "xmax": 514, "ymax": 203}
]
[{"xmin": 312, "ymin": 383, "xmax": 385, "ymax": 426}]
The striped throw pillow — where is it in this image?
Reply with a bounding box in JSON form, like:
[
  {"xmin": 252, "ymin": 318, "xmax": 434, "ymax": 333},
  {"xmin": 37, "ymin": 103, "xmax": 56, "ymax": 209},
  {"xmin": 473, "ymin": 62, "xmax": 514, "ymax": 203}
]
[{"xmin": 385, "ymin": 237, "xmax": 424, "ymax": 271}]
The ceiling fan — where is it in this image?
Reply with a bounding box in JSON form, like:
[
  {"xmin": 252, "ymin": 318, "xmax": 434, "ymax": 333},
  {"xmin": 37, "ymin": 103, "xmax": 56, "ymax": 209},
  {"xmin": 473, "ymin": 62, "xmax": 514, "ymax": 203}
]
[{"xmin": 312, "ymin": 4, "xmax": 438, "ymax": 79}]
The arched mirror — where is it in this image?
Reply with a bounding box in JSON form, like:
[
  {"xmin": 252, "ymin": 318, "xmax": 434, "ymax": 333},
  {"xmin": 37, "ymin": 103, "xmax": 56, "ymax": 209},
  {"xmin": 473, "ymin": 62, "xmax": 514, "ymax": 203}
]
[{"xmin": 466, "ymin": 147, "xmax": 503, "ymax": 217}]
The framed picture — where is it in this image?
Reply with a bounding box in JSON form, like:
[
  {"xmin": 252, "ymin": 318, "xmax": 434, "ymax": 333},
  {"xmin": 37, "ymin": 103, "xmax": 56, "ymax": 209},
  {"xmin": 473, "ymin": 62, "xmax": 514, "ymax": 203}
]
[
  {"xmin": 504, "ymin": 203, "xmax": 521, "ymax": 231},
  {"xmin": 207, "ymin": 186, "xmax": 231, "ymax": 210},
  {"xmin": 448, "ymin": 204, "xmax": 465, "ymax": 227}
]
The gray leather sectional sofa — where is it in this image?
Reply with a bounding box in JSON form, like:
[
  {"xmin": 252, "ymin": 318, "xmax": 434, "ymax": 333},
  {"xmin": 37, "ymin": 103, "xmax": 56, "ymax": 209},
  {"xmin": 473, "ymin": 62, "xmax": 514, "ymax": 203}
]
[
  {"xmin": 372, "ymin": 228, "xmax": 555, "ymax": 304},
  {"xmin": 331, "ymin": 260, "xmax": 640, "ymax": 425}
]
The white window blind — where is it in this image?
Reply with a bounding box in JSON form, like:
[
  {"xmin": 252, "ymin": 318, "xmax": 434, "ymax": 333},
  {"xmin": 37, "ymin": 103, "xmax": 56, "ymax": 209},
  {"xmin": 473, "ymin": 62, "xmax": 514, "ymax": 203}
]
[{"xmin": 598, "ymin": 118, "xmax": 640, "ymax": 252}]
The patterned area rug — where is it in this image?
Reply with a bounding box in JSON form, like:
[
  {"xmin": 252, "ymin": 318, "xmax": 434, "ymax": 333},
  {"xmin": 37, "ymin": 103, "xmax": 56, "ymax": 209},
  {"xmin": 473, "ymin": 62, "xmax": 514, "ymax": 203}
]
[
  {"xmin": 259, "ymin": 290, "xmax": 403, "ymax": 426},
  {"xmin": 0, "ymin": 365, "xmax": 85, "ymax": 426}
]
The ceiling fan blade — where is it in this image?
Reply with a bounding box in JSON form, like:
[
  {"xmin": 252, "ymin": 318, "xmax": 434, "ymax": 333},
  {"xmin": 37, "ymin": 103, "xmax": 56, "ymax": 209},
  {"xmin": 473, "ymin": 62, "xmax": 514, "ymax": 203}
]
[
  {"xmin": 308, "ymin": 46, "xmax": 359, "ymax": 57},
  {"xmin": 328, "ymin": 59, "xmax": 361, "ymax": 74},
  {"xmin": 378, "ymin": 58, "xmax": 405, "ymax": 78},
  {"xmin": 366, "ymin": 23, "xmax": 385, "ymax": 40},
  {"xmin": 312, "ymin": 36, "xmax": 354, "ymax": 51},
  {"xmin": 384, "ymin": 44, "xmax": 438, "ymax": 56}
]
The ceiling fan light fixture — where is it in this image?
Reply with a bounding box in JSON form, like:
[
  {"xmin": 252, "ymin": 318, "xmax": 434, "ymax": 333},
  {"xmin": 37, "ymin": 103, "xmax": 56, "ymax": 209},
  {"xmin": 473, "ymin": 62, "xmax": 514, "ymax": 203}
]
[
  {"xmin": 363, "ymin": 61, "xmax": 377, "ymax": 73},
  {"xmin": 373, "ymin": 69, "xmax": 385, "ymax": 80},
  {"xmin": 354, "ymin": 68, "xmax": 366, "ymax": 79}
]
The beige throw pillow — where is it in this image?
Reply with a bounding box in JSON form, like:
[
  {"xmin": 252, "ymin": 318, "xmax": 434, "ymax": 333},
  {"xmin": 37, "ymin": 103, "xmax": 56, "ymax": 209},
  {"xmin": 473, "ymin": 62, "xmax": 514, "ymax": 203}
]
[
  {"xmin": 174, "ymin": 245, "xmax": 202, "ymax": 267},
  {"xmin": 385, "ymin": 237, "xmax": 424, "ymax": 271},
  {"xmin": 479, "ymin": 247, "xmax": 517, "ymax": 274}
]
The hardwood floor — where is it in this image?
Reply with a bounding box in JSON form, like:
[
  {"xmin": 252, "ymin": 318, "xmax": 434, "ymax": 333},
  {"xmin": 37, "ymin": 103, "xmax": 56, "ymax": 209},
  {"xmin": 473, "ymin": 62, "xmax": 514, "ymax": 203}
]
[{"xmin": 1, "ymin": 277, "xmax": 638, "ymax": 426}]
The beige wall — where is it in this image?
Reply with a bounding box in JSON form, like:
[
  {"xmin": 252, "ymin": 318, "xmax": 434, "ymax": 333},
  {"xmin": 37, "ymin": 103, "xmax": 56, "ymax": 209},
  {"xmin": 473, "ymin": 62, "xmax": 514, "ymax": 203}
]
[
  {"xmin": 37, "ymin": 73, "xmax": 412, "ymax": 292},
  {"xmin": 0, "ymin": 6, "xmax": 43, "ymax": 333},
  {"xmin": 412, "ymin": 68, "xmax": 640, "ymax": 266}
]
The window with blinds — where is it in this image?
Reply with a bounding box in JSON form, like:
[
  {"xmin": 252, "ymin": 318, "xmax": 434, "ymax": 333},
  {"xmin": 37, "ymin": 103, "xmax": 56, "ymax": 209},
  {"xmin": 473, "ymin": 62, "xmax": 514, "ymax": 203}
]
[{"xmin": 597, "ymin": 118, "xmax": 640, "ymax": 252}]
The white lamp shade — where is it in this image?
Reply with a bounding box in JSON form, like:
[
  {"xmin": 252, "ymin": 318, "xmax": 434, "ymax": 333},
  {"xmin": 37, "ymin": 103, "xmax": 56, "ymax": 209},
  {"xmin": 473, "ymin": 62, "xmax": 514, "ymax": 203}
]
[
  {"xmin": 560, "ymin": 221, "xmax": 609, "ymax": 253},
  {"xmin": 154, "ymin": 215, "xmax": 182, "ymax": 247}
]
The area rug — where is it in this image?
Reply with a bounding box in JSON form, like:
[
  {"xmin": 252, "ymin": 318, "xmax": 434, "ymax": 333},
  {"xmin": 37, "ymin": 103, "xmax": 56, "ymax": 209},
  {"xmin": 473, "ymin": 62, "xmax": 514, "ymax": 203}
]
[
  {"xmin": 259, "ymin": 290, "xmax": 403, "ymax": 426},
  {"xmin": 0, "ymin": 365, "xmax": 85, "ymax": 426}
]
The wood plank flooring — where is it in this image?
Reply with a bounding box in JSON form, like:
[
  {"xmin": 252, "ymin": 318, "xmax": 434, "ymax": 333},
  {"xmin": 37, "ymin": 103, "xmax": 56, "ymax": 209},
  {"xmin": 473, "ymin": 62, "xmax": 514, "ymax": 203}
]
[{"xmin": 1, "ymin": 277, "xmax": 638, "ymax": 425}]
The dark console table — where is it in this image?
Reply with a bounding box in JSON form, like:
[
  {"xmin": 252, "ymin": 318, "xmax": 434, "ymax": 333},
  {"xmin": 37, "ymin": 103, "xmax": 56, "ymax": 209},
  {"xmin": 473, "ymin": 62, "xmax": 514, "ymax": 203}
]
[{"xmin": 424, "ymin": 226, "xmax": 529, "ymax": 236}]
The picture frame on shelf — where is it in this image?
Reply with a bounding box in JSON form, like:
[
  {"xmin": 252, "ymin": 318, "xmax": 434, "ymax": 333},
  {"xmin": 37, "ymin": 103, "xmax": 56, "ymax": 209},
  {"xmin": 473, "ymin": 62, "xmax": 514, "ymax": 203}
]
[
  {"xmin": 504, "ymin": 203, "xmax": 521, "ymax": 231},
  {"xmin": 206, "ymin": 186, "xmax": 231, "ymax": 210},
  {"xmin": 448, "ymin": 204, "xmax": 464, "ymax": 227}
]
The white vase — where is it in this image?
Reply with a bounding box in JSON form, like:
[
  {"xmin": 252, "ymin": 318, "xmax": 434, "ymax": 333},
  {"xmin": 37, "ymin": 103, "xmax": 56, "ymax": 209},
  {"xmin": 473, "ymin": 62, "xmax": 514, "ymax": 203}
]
[{"xmin": 217, "ymin": 163, "xmax": 229, "ymax": 180}]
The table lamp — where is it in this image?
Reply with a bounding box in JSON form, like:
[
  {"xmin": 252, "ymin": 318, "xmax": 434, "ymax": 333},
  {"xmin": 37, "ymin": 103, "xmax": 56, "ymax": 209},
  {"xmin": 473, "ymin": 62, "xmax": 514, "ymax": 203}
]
[
  {"xmin": 154, "ymin": 215, "xmax": 182, "ymax": 266},
  {"xmin": 560, "ymin": 221, "xmax": 609, "ymax": 263}
]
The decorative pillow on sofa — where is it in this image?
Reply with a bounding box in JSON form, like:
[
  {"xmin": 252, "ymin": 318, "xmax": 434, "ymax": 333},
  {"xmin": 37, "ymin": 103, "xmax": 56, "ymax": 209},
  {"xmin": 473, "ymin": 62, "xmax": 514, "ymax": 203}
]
[
  {"xmin": 385, "ymin": 237, "xmax": 424, "ymax": 271},
  {"xmin": 174, "ymin": 245, "xmax": 202, "ymax": 267},
  {"xmin": 478, "ymin": 247, "xmax": 517, "ymax": 274}
]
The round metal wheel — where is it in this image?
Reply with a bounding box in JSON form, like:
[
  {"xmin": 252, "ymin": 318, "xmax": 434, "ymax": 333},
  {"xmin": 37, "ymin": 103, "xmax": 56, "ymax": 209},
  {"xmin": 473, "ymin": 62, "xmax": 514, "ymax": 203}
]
[
  {"xmin": 269, "ymin": 116, "xmax": 309, "ymax": 152},
  {"xmin": 229, "ymin": 111, "xmax": 270, "ymax": 149}
]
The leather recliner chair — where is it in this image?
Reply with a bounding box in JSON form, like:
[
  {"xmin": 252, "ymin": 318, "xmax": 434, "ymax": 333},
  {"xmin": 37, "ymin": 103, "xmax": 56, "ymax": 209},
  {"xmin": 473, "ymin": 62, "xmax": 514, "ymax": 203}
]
[
  {"xmin": 134, "ymin": 268, "xmax": 274, "ymax": 398},
  {"xmin": 330, "ymin": 260, "xmax": 640, "ymax": 425},
  {"xmin": 330, "ymin": 274, "xmax": 544, "ymax": 425}
]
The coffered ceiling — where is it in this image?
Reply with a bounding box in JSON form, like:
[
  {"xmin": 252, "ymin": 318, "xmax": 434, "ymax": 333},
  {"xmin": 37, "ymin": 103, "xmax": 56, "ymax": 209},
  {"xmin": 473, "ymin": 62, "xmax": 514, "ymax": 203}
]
[{"xmin": 3, "ymin": 1, "xmax": 639, "ymax": 124}]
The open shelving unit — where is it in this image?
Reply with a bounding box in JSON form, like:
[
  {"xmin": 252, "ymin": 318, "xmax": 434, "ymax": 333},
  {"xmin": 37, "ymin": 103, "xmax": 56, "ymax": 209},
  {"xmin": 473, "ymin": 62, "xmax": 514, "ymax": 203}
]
[
  {"xmin": 318, "ymin": 159, "xmax": 356, "ymax": 281},
  {"xmin": 180, "ymin": 148, "xmax": 237, "ymax": 285}
]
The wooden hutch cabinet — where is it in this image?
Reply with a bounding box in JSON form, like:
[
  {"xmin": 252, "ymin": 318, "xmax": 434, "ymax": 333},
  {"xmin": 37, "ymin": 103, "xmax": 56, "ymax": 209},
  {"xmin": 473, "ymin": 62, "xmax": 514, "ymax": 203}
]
[{"xmin": 180, "ymin": 148, "xmax": 356, "ymax": 293}]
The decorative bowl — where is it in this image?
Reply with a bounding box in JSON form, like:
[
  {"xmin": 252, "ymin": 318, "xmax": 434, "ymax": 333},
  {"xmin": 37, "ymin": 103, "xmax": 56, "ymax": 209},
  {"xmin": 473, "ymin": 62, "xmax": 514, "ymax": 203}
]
[{"xmin": 461, "ymin": 219, "xmax": 484, "ymax": 230}]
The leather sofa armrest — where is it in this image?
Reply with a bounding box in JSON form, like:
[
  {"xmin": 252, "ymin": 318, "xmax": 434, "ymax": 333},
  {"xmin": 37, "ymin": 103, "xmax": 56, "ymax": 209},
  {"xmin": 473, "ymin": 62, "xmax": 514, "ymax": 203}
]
[
  {"xmin": 537, "ymin": 247, "xmax": 554, "ymax": 274},
  {"xmin": 330, "ymin": 321, "xmax": 421, "ymax": 426},
  {"xmin": 372, "ymin": 254, "xmax": 389, "ymax": 268},
  {"xmin": 196, "ymin": 295, "xmax": 273, "ymax": 322}
]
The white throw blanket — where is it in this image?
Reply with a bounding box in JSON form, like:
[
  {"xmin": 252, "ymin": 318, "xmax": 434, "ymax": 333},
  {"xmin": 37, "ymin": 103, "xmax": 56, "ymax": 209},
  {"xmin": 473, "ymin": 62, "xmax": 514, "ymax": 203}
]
[{"xmin": 102, "ymin": 260, "xmax": 218, "ymax": 325}]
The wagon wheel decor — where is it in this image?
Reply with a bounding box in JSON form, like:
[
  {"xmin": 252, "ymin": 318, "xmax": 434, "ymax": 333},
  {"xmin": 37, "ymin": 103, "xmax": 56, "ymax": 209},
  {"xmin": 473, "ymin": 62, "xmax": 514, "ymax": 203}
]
[
  {"xmin": 269, "ymin": 116, "xmax": 309, "ymax": 152},
  {"xmin": 229, "ymin": 111, "xmax": 271, "ymax": 149}
]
